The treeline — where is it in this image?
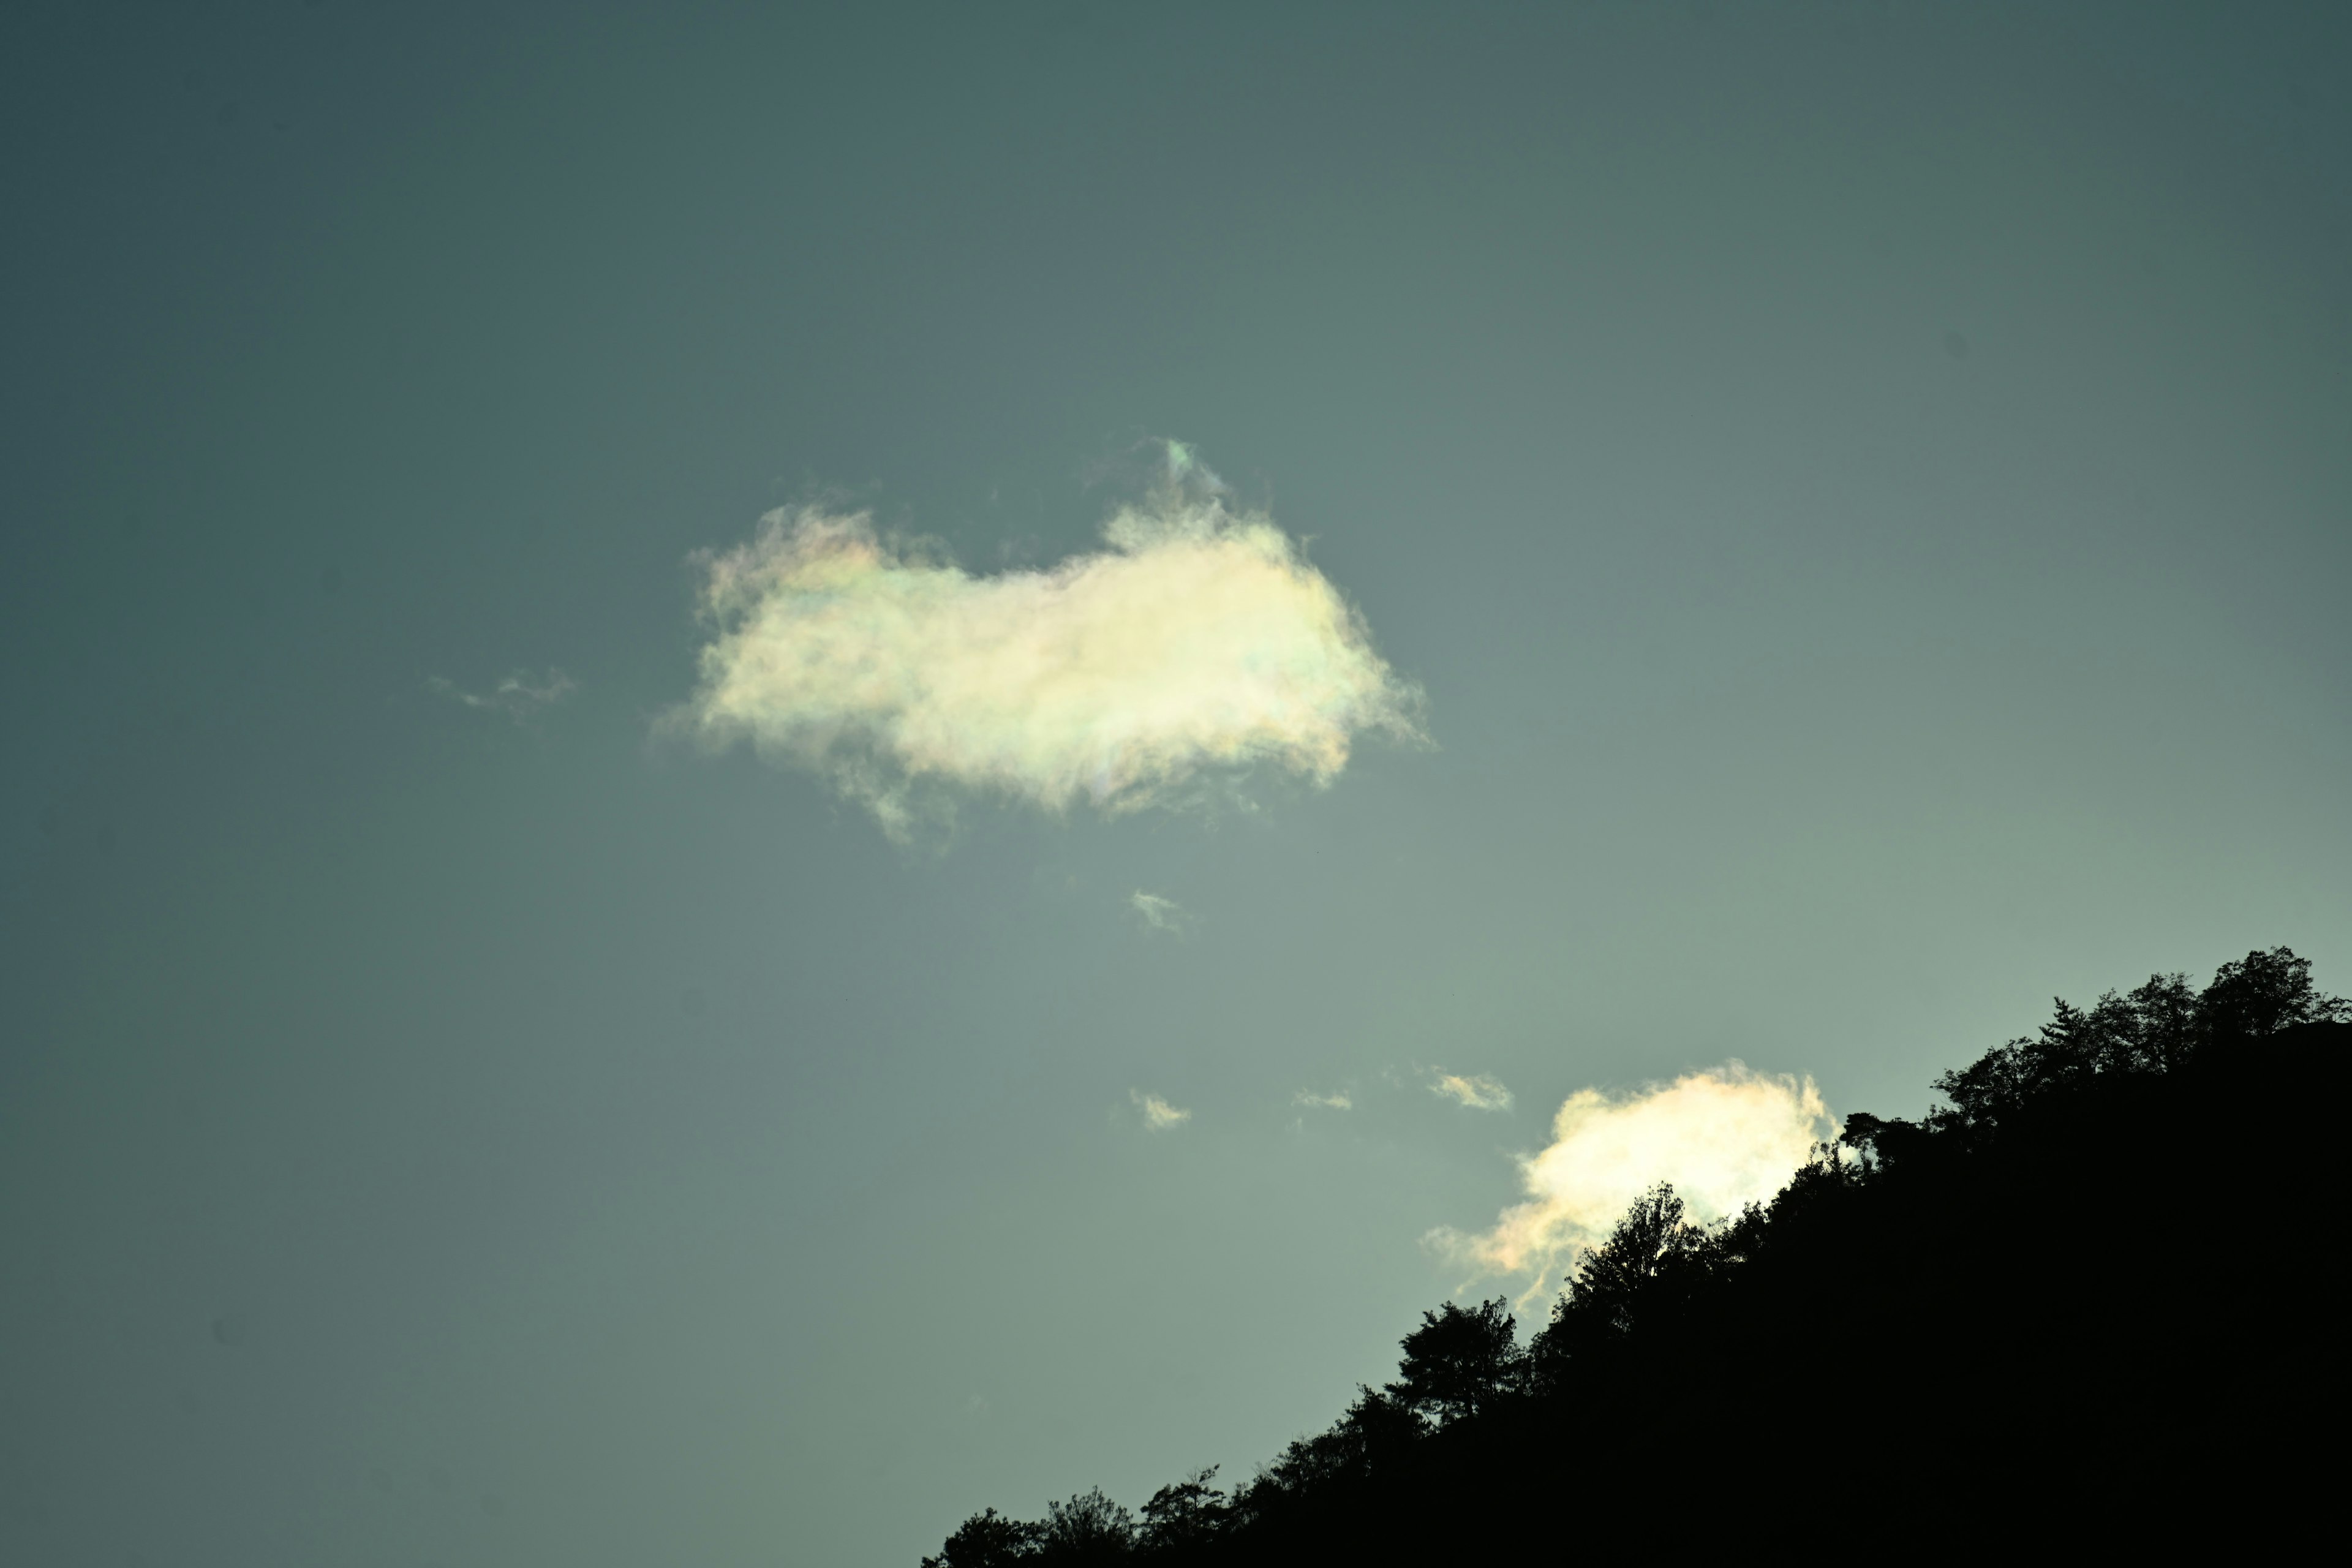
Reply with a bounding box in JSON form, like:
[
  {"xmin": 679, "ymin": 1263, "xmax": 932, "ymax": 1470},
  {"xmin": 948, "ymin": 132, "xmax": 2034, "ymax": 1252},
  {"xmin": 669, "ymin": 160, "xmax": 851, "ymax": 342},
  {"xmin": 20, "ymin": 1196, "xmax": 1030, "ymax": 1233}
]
[{"xmin": 924, "ymin": 948, "xmax": 2348, "ymax": 1562}]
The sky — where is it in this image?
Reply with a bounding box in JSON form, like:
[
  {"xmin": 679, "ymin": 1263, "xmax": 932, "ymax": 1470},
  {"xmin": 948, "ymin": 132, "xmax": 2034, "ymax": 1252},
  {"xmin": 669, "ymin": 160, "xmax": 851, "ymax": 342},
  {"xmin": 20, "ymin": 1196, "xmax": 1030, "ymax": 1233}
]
[{"xmin": 3, "ymin": 2, "xmax": 2348, "ymax": 1563}]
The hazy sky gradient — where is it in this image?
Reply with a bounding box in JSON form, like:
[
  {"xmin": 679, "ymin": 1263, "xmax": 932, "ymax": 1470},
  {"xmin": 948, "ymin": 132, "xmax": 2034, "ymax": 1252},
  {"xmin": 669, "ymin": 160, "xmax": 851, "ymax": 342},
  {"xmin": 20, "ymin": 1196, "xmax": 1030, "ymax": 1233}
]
[{"xmin": 4, "ymin": 4, "xmax": 2348, "ymax": 1564}]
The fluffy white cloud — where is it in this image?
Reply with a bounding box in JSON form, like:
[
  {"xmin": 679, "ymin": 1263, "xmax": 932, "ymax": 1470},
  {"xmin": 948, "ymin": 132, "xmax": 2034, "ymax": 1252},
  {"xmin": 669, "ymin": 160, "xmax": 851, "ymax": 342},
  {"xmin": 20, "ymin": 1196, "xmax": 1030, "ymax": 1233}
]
[
  {"xmin": 1430, "ymin": 1064, "xmax": 1834, "ymax": 1298},
  {"xmin": 1130, "ymin": 1090, "xmax": 1191, "ymax": 1131},
  {"xmin": 675, "ymin": 455, "xmax": 1422, "ymax": 837},
  {"xmin": 429, "ymin": 668, "xmax": 576, "ymax": 720},
  {"xmin": 1430, "ymin": 1071, "xmax": 1513, "ymax": 1112}
]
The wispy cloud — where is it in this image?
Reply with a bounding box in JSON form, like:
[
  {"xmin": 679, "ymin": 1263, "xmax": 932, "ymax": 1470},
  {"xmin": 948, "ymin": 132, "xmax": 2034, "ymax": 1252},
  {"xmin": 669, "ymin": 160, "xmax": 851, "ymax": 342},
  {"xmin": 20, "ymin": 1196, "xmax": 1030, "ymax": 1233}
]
[
  {"xmin": 1128, "ymin": 891, "xmax": 1194, "ymax": 935},
  {"xmin": 1428, "ymin": 1064, "xmax": 1834, "ymax": 1302},
  {"xmin": 673, "ymin": 446, "xmax": 1423, "ymax": 838},
  {"xmin": 1131, "ymin": 1090, "xmax": 1191, "ymax": 1131},
  {"xmin": 429, "ymin": 668, "xmax": 576, "ymax": 722},
  {"xmin": 1293, "ymin": 1090, "xmax": 1353, "ymax": 1111},
  {"xmin": 1429, "ymin": 1071, "xmax": 1513, "ymax": 1112}
]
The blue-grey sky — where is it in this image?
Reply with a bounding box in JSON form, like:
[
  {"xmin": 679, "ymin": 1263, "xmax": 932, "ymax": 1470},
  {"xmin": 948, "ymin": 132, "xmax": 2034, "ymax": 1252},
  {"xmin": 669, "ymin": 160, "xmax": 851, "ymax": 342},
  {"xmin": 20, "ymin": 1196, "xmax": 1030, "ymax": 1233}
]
[{"xmin": 5, "ymin": 4, "xmax": 2348, "ymax": 1563}]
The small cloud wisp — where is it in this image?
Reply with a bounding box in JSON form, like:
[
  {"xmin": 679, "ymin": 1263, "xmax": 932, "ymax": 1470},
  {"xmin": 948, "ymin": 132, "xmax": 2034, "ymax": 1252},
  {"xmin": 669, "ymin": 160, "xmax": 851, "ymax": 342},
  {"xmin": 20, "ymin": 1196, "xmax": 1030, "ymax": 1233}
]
[
  {"xmin": 676, "ymin": 449, "xmax": 1422, "ymax": 837},
  {"xmin": 1128, "ymin": 891, "xmax": 1194, "ymax": 935},
  {"xmin": 1294, "ymin": 1090, "xmax": 1353, "ymax": 1111},
  {"xmin": 1131, "ymin": 1090, "xmax": 1192, "ymax": 1131},
  {"xmin": 429, "ymin": 668, "xmax": 576, "ymax": 721},
  {"xmin": 1430, "ymin": 1071, "xmax": 1513, "ymax": 1112},
  {"xmin": 1430, "ymin": 1064, "xmax": 1834, "ymax": 1300}
]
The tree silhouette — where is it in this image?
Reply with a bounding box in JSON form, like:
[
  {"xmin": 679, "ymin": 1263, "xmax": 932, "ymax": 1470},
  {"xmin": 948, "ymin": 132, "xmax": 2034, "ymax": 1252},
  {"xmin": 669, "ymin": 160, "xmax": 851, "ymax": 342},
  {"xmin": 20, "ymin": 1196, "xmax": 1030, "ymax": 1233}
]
[
  {"xmin": 1923, "ymin": 950, "xmax": 2345, "ymax": 1142},
  {"xmin": 921, "ymin": 1507, "xmax": 1042, "ymax": 1568},
  {"xmin": 2196, "ymin": 944, "xmax": 2350, "ymax": 1038},
  {"xmin": 1234, "ymin": 1384, "xmax": 1422, "ymax": 1517},
  {"xmin": 1385, "ymin": 1298, "xmax": 1521, "ymax": 1427},
  {"xmin": 1137, "ymin": 1469, "xmax": 1227, "ymax": 1553},
  {"xmin": 1036, "ymin": 1489, "xmax": 1133, "ymax": 1562}
]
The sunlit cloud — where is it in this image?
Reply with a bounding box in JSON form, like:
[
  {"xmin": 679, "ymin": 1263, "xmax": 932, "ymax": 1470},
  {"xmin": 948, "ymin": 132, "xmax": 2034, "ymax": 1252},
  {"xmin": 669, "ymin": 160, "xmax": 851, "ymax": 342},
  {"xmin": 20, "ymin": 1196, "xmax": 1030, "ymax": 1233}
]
[
  {"xmin": 1428, "ymin": 1064, "xmax": 1834, "ymax": 1302},
  {"xmin": 1294, "ymin": 1090, "xmax": 1353, "ymax": 1111},
  {"xmin": 1128, "ymin": 891, "xmax": 1194, "ymax": 935},
  {"xmin": 673, "ymin": 447, "xmax": 1423, "ymax": 838},
  {"xmin": 429, "ymin": 668, "xmax": 576, "ymax": 721},
  {"xmin": 1430, "ymin": 1071, "xmax": 1513, "ymax": 1112},
  {"xmin": 1131, "ymin": 1090, "xmax": 1192, "ymax": 1131}
]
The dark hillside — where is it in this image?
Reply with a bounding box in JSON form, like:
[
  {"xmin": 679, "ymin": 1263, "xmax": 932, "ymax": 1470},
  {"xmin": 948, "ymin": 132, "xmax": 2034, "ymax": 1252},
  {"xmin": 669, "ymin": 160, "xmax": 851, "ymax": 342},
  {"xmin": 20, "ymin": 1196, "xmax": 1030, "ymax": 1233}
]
[{"xmin": 927, "ymin": 951, "xmax": 2347, "ymax": 1562}]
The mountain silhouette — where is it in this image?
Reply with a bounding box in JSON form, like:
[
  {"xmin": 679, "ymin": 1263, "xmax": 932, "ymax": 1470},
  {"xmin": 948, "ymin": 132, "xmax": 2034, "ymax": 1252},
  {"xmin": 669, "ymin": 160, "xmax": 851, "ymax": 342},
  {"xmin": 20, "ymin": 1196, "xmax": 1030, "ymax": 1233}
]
[{"xmin": 924, "ymin": 948, "xmax": 2346, "ymax": 1562}]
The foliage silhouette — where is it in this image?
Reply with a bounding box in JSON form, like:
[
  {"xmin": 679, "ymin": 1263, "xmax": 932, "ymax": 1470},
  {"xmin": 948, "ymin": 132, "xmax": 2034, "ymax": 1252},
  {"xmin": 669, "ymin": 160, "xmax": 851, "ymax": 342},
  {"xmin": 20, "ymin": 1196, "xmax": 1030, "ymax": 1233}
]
[
  {"xmin": 1037, "ymin": 1490, "xmax": 1133, "ymax": 1562},
  {"xmin": 1385, "ymin": 1297, "xmax": 1520, "ymax": 1426},
  {"xmin": 922, "ymin": 948, "xmax": 2346, "ymax": 1561},
  {"xmin": 921, "ymin": 1507, "xmax": 1041, "ymax": 1568},
  {"xmin": 1135, "ymin": 1470, "xmax": 1227, "ymax": 1553}
]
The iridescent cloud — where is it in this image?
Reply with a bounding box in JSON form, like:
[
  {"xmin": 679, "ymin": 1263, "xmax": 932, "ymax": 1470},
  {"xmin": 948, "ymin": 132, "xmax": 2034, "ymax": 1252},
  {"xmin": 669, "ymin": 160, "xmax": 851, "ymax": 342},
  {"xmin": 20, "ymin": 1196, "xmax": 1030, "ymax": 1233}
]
[
  {"xmin": 677, "ymin": 454, "xmax": 1422, "ymax": 837},
  {"xmin": 1429, "ymin": 1065, "xmax": 1835, "ymax": 1303}
]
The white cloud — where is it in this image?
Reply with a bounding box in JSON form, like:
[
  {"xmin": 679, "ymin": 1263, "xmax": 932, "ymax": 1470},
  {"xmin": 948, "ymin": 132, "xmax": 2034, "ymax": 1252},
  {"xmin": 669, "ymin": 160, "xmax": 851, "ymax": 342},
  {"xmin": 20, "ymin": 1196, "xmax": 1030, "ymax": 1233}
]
[
  {"xmin": 1293, "ymin": 1090, "xmax": 1353, "ymax": 1111},
  {"xmin": 1428, "ymin": 1063, "xmax": 1834, "ymax": 1302},
  {"xmin": 1429, "ymin": 1071, "xmax": 1513, "ymax": 1112},
  {"xmin": 1130, "ymin": 1090, "xmax": 1191, "ymax": 1131},
  {"xmin": 1128, "ymin": 891, "xmax": 1194, "ymax": 935},
  {"xmin": 429, "ymin": 668, "xmax": 576, "ymax": 721},
  {"xmin": 673, "ymin": 448, "xmax": 1423, "ymax": 837}
]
